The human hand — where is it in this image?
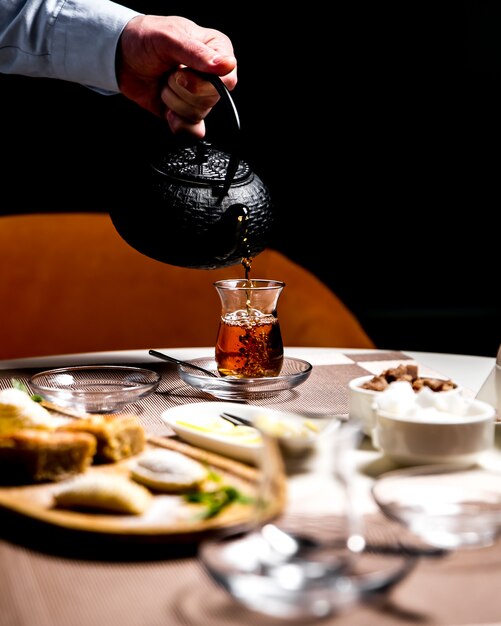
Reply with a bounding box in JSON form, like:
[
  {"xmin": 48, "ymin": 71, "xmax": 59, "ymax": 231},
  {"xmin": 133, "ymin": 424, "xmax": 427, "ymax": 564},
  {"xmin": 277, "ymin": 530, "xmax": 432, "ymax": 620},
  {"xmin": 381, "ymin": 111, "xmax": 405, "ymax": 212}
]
[{"xmin": 117, "ymin": 15, "xmax": 237, "ymax": 137}]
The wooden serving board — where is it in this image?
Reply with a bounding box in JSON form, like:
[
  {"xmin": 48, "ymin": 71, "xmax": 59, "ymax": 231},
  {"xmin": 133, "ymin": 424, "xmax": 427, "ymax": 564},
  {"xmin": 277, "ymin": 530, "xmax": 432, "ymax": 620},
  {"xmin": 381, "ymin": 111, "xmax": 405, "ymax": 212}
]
[{"xmin": 0, "ymin": 437, "xmax": 285, "ymax": 543}]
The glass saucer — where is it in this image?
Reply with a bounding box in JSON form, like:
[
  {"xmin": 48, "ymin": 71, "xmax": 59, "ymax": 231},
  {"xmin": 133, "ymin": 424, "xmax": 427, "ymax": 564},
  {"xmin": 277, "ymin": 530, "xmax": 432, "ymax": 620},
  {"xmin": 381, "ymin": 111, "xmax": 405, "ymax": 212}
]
[
  {"xmin": 29, "ymin": 365, "xmax": 160, "ymax": 413},
  {"xmin": 177, "ymin": 357, "xmax": 312, "ymax": 400}
]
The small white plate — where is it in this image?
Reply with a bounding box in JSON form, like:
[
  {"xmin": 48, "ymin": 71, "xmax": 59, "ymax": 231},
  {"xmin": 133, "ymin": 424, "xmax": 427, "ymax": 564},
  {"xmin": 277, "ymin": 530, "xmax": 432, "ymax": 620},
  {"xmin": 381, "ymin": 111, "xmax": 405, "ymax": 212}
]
[
  {"xmin": 161, "ymin": 402, "xmax": 262, "ymax": 464},
  {"xmin": 161, "ymin": 402, "xmax": 329, "ymax": 465}
]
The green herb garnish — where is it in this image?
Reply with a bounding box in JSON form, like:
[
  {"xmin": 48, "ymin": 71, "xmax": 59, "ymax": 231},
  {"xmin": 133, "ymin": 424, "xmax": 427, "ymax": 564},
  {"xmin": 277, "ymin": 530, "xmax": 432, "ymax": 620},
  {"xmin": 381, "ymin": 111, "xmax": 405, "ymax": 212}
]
[
  {"xmin": 183, "ymin": 485, "xmax": 253, "ymax": 519},
  {"xmin": 11, "ymin": 378, "xmax": 43, "ymax": 403}
]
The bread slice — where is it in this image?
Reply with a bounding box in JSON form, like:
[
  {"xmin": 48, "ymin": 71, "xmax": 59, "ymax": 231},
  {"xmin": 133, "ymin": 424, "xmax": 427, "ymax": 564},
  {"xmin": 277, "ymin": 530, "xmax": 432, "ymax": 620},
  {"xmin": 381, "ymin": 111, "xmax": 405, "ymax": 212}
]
[
  {"xmin": 0, "ymin": 429, "xmax": 97, "ymax": 483},
  {"xmin": 59, "ymin": 413, "xmax": 146, "ymax": 463}
]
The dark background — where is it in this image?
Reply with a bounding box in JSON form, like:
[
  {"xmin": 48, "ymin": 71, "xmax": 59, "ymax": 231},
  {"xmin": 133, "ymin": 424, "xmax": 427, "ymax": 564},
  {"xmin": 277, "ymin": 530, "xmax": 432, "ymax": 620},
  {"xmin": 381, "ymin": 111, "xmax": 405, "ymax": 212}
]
[{"xmin": 1, "ymin": 1, "xmax": 499, "ymax": 356}]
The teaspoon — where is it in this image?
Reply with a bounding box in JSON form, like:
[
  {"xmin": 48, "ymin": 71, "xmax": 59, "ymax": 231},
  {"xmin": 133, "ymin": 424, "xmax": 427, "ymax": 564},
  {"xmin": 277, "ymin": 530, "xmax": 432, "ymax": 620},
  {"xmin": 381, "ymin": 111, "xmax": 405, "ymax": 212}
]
[{"xmin": 148, "ymin": 349, "xmax": 218, "ymax": 378}]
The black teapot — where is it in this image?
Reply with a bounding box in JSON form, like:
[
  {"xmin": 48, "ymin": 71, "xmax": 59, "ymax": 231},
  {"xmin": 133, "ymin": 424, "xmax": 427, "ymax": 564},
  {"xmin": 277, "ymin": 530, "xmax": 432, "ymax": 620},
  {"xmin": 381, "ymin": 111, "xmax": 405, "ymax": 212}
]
[{"xmin": 110, "ymin": 72, "xmax": 274, "ymax": 270}]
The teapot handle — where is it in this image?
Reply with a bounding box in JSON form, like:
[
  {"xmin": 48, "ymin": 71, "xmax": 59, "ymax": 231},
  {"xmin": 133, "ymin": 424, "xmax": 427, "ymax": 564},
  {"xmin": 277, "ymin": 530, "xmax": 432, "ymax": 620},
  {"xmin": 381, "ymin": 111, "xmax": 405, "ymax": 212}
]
[{"xmin": 188, "ymin": 70, "xmax": 241, "ymax": 202}]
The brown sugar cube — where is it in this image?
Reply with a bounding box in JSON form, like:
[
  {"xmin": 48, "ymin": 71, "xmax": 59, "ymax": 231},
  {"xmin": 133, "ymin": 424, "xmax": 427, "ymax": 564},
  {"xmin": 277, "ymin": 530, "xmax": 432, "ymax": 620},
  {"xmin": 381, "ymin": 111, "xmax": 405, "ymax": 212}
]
[
  {"xmin": 403, "ymin": 364, "xmax": 419, "ymax": 380},
  {"xmin": 417, "ymin": 378, "xmax": 457, "ymax": 392},
  {"xmin": 361, "ymin": 376, "xmax": 389, "ymax": 392},
  {"xmin": 412, "ymin": 378, "xmax": 425, "ymax": 391},
  {"xmin": 381, "ymin": 364, "xmax": 419, "ymax": 383}
]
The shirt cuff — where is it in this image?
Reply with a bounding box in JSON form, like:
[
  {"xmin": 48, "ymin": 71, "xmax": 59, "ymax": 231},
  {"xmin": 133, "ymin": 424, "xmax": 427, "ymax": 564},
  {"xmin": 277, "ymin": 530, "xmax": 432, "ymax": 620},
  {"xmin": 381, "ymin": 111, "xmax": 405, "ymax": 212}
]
[{"xmin": 52, "ymin": 0, "xmax": 141, "ymax": 93}]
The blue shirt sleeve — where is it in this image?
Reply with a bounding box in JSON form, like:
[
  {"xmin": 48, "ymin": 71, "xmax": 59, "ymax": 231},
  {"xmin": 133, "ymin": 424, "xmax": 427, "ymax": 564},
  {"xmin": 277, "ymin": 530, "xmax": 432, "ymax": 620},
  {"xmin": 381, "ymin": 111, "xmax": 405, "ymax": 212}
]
[{"xmin": 0, "ymin": 0, "xmax": 141, "ymax": 93}]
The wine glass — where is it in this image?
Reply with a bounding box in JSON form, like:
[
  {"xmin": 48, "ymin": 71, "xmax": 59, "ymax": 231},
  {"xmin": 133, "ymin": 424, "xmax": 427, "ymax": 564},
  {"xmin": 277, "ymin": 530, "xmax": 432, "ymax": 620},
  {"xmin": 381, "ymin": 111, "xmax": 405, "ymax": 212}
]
[{"xmin": 199, "ymin": 415, "xmax": 413, "ymax": 620}]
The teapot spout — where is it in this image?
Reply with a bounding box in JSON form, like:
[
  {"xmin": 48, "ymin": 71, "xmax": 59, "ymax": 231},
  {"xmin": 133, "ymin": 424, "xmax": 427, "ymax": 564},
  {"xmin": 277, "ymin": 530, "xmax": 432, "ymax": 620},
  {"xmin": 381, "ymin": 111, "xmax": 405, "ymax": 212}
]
[{"xmin": 212, "ymin": 203, "xmax": 250, "ymax": 262}]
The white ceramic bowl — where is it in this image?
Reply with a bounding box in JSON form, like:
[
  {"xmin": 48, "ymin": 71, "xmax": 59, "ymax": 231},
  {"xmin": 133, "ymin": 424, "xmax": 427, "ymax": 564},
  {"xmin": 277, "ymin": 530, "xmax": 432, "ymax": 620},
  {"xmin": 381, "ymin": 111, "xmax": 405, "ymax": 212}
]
[
  {"xmin": 372, "ymin": 396, "xmax": 495, "ymax": 466},
  {"xmin": 348, "ymin": 375, "xmax": 381, "ymax": 435},
  {"xmin": 348, "ymin": 374, "xmax": 462, "ymax": 436}
]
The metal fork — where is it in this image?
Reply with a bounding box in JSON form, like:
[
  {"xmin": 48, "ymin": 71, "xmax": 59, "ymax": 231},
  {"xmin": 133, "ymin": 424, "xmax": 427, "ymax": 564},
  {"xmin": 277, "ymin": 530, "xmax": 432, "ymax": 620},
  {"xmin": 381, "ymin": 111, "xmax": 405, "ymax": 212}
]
[
  {"xmin": 220, "ymin": 410, "xmax": 349, "ymax": 427},
  {"xmin": 220, "ymin": 412, "xmax": 254, "ymax": 427}
]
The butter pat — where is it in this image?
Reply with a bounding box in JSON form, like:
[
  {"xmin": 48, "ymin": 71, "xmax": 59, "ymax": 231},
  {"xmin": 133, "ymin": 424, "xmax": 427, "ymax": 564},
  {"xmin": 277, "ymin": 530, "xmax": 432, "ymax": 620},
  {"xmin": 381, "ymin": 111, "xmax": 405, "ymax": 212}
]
[
  {"xmin": 255, "ymin": 412, "xmax": 320, "ymax": 440},
  {"xmin": 175, "ymin": 415, "xmax": 261, "ymax": 445}
]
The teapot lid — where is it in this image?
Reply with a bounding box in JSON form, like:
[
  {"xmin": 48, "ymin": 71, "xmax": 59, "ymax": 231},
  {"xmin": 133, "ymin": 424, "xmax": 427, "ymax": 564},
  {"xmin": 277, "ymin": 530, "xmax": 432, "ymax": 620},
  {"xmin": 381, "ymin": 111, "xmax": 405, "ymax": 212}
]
[{"xmin": 152, "ymin": 141, "xmax": 251, "ymax": 186}]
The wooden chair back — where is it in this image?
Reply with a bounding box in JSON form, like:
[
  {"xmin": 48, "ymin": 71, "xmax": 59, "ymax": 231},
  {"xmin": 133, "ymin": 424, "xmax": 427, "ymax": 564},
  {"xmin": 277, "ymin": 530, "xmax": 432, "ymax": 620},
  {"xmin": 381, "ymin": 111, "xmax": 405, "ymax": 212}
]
[{"xmin": 0, "ymin": 213, "xmax": 374, "ymax": 359}]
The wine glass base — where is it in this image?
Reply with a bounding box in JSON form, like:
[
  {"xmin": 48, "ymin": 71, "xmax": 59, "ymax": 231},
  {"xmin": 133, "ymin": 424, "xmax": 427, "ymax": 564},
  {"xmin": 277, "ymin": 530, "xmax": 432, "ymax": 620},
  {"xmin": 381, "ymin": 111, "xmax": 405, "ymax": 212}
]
[{"xmin": 199, "ymin": 530, "xmax": 415, "ymax": 620}]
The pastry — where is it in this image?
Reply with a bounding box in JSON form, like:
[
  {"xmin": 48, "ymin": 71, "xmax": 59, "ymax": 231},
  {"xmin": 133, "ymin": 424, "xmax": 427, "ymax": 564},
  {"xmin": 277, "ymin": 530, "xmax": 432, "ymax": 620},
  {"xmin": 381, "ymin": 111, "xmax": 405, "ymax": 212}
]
[
  {"xmin": 54, "ymin": 473, "xmax": 152, "ymax": 514},
  {"xmin": 0, "ymin": 388, "xmax": 69, "ymax": 435},
  {"xmin": 0, "ymin": 429, "xmax": 97, "ymax": 483},
  {"xmin": 59, "ymin": 413, "xmax": 146, "ymax": 463},
  {"xmin": 130, "ymin": 448, "xmax": 208, "ymax": 492}
]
